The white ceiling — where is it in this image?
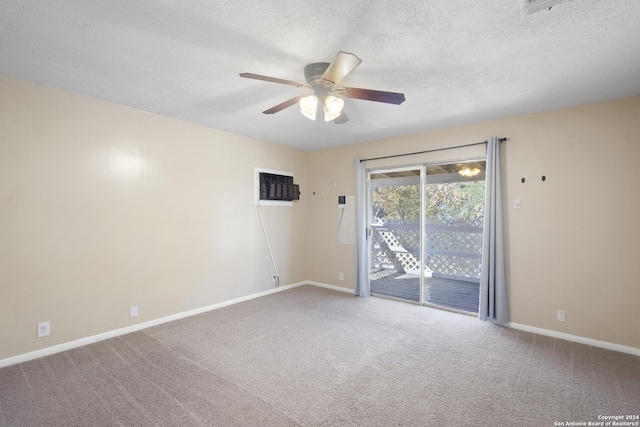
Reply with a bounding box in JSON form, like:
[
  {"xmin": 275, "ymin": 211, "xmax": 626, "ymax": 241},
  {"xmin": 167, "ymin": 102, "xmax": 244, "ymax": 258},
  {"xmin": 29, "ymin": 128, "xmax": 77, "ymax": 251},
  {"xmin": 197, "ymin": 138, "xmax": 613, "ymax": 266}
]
[{"xmin": 1, "ymin": 1, "xmax": 639, "ymax": 151}]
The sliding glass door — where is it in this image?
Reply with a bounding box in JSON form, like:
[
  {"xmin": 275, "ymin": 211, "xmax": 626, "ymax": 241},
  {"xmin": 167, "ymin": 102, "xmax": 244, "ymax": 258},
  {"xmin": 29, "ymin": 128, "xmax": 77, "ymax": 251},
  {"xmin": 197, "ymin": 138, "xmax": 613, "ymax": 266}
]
[
  {"xmin": 423, "ymin": 162, "xmax": 485, "ymax": 313},
  {"xmin": 368, "ymin": 161, "xmax": 485, "ymax": 313},
  {"xmin": 369, "ymin": 168, "xmax": 422, "ymax": 302}
]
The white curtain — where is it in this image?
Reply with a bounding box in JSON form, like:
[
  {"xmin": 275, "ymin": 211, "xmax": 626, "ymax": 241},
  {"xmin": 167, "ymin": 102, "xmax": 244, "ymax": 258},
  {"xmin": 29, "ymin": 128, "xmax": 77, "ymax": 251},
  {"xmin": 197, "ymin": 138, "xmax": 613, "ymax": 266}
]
[
  {"xmin": 354, "ymin": 159, "xmax": 369, "ymax": 297},
  {"xmin": 479, "ymin": 137, "xmax": 509, "ymax": 323}
]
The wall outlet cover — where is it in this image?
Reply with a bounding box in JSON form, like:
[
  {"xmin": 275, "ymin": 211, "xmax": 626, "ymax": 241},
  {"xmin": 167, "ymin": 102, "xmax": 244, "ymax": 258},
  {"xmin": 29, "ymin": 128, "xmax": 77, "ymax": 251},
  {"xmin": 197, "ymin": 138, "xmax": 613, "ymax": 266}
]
[{"xmin": 37, "ymin": 321, "xmax": 51, "ymax": 338}]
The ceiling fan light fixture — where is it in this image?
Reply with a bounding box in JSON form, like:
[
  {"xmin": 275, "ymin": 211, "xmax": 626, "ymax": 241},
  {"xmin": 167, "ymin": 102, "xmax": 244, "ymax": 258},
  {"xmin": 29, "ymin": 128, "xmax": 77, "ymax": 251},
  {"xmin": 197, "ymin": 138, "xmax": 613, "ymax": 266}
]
[
  {"xmin": 323, "ymin": 106, "xmax": 340, "ymax": 122},
  {"xmin": 323, "ymin": 95, "xmax": 344, "ymax": 121},
  {"xmin": 458, "ymin": 167, "xmax": 481, "ymax": 177},
  {"xmin": 324, "ymin": 95, "xmax": 344, "ymax": 115},
  {"xmin": 299, "ymin": 95, "xmax": 318, "ymax": 120}
]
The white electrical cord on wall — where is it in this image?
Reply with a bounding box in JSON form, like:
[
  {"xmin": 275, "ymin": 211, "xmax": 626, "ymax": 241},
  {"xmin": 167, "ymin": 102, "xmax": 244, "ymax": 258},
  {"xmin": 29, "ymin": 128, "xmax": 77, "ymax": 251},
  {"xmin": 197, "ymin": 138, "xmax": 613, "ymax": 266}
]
[
  {"xmin": 256, "ymin": 205, "xmax": 280, "ymax": 287},
  {"xmin": 338, "ymin": 205, "xmax": 345, "ymax": 231}
]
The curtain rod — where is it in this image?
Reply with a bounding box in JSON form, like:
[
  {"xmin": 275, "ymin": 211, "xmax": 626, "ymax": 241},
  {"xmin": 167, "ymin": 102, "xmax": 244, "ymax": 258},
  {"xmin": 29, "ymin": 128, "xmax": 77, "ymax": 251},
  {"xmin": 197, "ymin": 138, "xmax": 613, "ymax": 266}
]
[{"xmin": 359, "ymin": 137, "xmax": 509, "ymax": 163}]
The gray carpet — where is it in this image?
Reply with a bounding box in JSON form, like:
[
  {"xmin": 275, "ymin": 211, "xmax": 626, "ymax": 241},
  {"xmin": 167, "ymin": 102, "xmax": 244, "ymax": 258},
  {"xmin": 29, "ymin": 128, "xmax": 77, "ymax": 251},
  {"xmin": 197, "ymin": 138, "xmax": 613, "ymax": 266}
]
[{"xmin": 1, "ymin": 285, "xmax": 638, "ymax": 426}]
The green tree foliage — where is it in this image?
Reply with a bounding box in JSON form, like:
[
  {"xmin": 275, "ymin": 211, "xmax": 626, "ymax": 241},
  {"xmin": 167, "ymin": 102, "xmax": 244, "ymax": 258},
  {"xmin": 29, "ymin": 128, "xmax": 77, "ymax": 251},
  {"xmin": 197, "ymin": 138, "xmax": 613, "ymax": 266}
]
[
  {"xmin": 372, "ymin": 181, "xmax": 485, "ymax": 226},
  {"xmin": 426, "ymin": 181, "xmax": 485, "ymax": 226},
  {"xmin": 372, "ymin": 185, "xmax": 420, "ymax": 223}
]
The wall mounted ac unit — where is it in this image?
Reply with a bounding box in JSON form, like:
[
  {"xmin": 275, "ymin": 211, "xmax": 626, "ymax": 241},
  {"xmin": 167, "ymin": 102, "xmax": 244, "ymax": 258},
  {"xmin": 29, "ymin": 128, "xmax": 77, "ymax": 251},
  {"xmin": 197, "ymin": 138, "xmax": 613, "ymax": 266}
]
[
  {"xmin": 520, "ymin": 0, "xmax": 565, "ymax": 14},
  {"xmin": 259, "ymin": 173, "xmax": 300, "ymax": 202},
  {"xmin": 254, "ymin": 168, "xmax": 300, "ymax": 206}
]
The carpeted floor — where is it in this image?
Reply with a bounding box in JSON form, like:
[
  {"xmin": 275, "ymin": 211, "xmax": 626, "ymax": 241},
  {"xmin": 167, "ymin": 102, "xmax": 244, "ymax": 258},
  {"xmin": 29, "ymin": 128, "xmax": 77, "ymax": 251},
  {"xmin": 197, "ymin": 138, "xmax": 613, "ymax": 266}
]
[{"xmin": 1, "ymin": 285, "xmax": 638, "ymax": 426}]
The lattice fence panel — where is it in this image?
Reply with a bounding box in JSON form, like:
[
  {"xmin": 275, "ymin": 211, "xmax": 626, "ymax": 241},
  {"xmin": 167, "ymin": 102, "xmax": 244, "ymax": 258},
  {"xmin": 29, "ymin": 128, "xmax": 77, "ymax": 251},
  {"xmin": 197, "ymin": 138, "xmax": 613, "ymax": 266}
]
[
  {"xmin": 394, "ymin": 230, "xmax": 420, "ymax": 253},
  {"xmin": 425, "ymin": 229, "xmax": 483, "ymax": 279},
  {"xmin": 426, "ymin": 216, "xmax": 484, "ymax": 228},
  {"xmin": 371, "ymin": 232, "xmax": 396, "ymax": 270},
  {"xmin": 372, "ymin": 228, "xmax": 422, "ymax": 273},
  {"xmin": 426, "ymin": 255, "xmax": 482, "ymax": 279},
  {"xmin": 371, "ymin": 218, "xmax": 483, "ymax": 279},
  {"xmin": 425, "ymin": 231, "xmax": 483, "ymax": 254},
  {"xmin": 394, "ymin": 251, "xmax": 421, "ymax": 273}
]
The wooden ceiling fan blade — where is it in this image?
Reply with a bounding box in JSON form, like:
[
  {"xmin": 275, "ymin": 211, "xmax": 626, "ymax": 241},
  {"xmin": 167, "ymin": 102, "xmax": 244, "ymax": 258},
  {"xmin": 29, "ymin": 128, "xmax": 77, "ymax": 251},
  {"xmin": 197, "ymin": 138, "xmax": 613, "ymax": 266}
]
[
  {"xmin": 344, "ymin": 87, "xmax": 405, "ymax": 105},
  {"xmin": 239, "ymin": 73, "xmax": 310, "ymax": 88},
  {"xmin": 320, "ymin": 51, "xmax": 362, "ymax": 86},
  {"xmin": 334, "ymin": 112, "xmax": 349, "ymax": 124},
  {"xmin": 263, "ymin": 95, "xmax": 304, "ymax": 114}
]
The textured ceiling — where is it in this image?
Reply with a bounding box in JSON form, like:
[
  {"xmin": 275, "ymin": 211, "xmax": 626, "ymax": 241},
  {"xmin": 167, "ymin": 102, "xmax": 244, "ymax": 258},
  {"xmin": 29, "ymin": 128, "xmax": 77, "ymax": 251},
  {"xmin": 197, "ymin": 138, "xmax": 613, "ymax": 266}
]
[{"xmin": 1, "ymin": 1, "xmax": 639, "ymax": 151}]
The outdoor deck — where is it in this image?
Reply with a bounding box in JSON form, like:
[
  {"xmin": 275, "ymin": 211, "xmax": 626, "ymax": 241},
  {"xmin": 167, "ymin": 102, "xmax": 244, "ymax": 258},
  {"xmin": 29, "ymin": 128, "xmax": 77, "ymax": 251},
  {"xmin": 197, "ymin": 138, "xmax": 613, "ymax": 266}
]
[{"xmin": 370, "ymin": 269, "xmax": 479, "ymax": 313}]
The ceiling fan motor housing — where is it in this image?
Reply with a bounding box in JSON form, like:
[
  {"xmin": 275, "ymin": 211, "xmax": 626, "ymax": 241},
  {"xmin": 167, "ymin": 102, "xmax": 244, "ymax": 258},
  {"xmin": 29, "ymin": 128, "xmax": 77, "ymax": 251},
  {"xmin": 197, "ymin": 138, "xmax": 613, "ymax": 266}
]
[{"xmin": 304, "ymin": 62, "xmax": 330, "ymax": 85}]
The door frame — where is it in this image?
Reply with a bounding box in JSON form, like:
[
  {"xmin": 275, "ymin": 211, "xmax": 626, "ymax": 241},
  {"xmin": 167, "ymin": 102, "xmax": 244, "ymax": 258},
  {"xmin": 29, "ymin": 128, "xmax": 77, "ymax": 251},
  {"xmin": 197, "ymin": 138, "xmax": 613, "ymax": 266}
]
[{"xmin": 366, "ymin": 156, "xmax": 485, "ymax": 312}]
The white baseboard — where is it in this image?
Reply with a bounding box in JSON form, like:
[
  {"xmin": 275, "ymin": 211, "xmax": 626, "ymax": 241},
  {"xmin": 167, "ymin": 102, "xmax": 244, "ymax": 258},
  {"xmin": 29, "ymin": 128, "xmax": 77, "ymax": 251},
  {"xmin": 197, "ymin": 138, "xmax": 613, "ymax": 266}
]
[
  {"xmin": 3, "ymin": 282, "xmax": 636, "ymax": 368},
  {"xmin": 305, "ymin": 281, "xmax": 354, "ymax": 294},
  {"xmin": 0, "ymin": 281, "xmax": 308, "ymax": 369},
  {"xmin": 307, "ymin": 282, "xmax": 639, "ymax": 356},
  {"xmin": 506, "ymin": 322, "xmax": 639, "ymax": 357},
  {"xmin": 307, "ymin": 283, "xmax": 639, "ymax": 356}
]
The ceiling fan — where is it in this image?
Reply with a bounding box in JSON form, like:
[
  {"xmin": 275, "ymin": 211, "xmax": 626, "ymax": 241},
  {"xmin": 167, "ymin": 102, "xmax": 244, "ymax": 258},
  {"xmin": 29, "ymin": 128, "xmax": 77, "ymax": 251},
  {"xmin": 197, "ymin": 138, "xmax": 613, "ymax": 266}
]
[{"xmin": 239, "ymin": 51, "xmax": 405, "ymax": 124}]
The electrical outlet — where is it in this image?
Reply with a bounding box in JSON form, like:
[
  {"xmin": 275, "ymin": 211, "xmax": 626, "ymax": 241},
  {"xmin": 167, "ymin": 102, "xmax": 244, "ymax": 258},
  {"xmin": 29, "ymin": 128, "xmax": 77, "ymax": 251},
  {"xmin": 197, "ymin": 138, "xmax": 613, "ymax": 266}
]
[
  {"xmin": 557, "ymin": 310, "xmax": 566, "ymax": 322},
  {"xmin": 339, "ymin": 272, "xmax": 344, "ymax": 281},
  {"xmin": 130, "ymin": 306, "xmax": 138, "ymax": 318},
  {"xmin": 37, "ymin": 321, "xmax": 50, "ymax": 338}
]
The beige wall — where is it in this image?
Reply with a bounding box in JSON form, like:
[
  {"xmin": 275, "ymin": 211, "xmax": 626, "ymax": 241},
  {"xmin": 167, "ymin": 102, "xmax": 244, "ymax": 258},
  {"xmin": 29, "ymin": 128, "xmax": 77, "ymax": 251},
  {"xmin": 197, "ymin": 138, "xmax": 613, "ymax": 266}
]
[
  {"xmin": 307, "ymin": 96, "xmax": 640, "ymax": 350},
  {"xmin": 0, "ymin": 75, "xmax": 309, "ymax": 360},
  {"xmin": 1, "ymin": 74, "xmax": 638, "ymax": 361}
]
